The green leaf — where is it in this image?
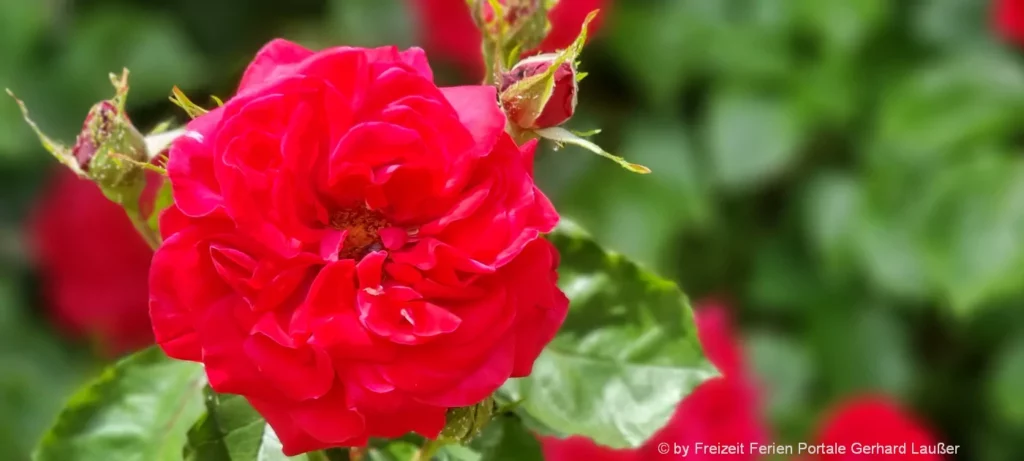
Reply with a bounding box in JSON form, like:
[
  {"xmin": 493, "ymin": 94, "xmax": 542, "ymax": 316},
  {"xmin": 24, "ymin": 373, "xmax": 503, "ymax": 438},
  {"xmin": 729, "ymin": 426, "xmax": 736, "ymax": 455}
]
[
  {"xmin": 185, "ymin": 387, "xmax": 260, "ymax": 461},
  {"xmin": 4, "ymin": 89, "xmax": 80, "ymax": 174},
  {"xmin": 872, "ymin": 50, "xmax": 1024, "ymax": 169},
  {"xmin": 706, "ymin": 90, "xmax": 806, "ymax": 191},
  {"xmin": 535, "ymin": 126, "xmax": 650, "ymax": 174},
  {"xmin": 501, "ymin": 220, "xmax": 715, "ymax": 449},
  {"xmin": 33, "ymin": 347, "xmax": 206, "ymax": 461},
  {"xmin": 918, "ymin": 155, "xmax": 1024, "ymax": 313},
  {"xmin": 256, "ymin": 426, "xmax": 310, "ymax": 461},
  {"xmin": 170, "ymin": 87, "xmax": 209, "ymax": 119},
  {"xmin": 184, "ymin": 386, "xmax": 313, "ymax": 461}
]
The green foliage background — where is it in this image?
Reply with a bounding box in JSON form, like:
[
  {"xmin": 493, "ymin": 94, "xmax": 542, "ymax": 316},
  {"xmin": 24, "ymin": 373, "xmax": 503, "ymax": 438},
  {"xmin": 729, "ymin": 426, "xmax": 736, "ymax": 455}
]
[{"xmin": 2, "ymin": 0, "xmax": 1024, "ymax": 459}]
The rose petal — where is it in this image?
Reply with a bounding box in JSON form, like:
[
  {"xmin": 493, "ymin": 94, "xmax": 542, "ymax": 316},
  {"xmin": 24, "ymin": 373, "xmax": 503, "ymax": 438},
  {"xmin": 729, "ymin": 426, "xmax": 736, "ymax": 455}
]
[{"xmin": 238, "ymin": 39, "xmax": 314, "ymax": 93}]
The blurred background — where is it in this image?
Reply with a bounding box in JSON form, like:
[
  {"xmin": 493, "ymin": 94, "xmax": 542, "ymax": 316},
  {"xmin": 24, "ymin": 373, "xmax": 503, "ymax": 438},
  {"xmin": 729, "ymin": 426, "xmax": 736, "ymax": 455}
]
[{"xmin": 2, "ymin": 0, "xmax": 1024, "ymax": 459}]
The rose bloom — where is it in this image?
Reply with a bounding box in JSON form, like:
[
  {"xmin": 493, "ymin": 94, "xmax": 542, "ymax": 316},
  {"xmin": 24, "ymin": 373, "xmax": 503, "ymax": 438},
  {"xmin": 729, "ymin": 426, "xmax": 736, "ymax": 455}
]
[
  {"xmin": 541, "ymin": 299, "xmax": 770, "ymax": 461},
  {"xmin": 409, "ymin": 0, "xmax": 606, "ymax": 79},
  {"xmin": 150, "ymin": 39, "xmax": 568, "ymax": 454},
  {"xmin": 995, "ymin": 0, "xmax": 1024, "ymax": 45},
  {"xmin": 812, "ymin": 396, "xmax": 944, "ymax": 461},
  {"xmin": 29, "ymin": 169, "xmax": 154, "ymax": 355}
]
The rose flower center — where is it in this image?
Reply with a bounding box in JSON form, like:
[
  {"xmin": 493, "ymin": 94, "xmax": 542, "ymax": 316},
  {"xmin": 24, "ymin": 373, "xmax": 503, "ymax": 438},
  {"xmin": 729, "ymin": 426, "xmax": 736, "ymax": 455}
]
[{"xmin": 330, "ymin": 208, "xmax": 390, "ymax": 259}]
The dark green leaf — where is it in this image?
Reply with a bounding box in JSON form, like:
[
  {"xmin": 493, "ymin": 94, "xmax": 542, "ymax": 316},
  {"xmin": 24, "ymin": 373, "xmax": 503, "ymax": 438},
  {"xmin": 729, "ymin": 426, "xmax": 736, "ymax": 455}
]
[
  {"xmin": 467, "ymin": 415, "xmax": 543, "ymax": 461},
  {"xmin": 184, "ymin": 386, "xmax": 313, "ymax": 461},
  {"xmin": 502, "ymin": 220, "xmax": 715, "ymax": 449},
  {"xmin": 185, "ymin": 387, "xmax": 260, "ymax": 461},
  {"xmin": 33, "ymin": 347, "xmax": 206, "ymax": 461}
]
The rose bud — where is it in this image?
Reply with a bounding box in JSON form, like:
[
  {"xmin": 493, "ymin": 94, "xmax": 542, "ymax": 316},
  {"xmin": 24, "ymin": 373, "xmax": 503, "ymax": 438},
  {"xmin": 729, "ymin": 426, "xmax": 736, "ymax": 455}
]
[
  {"xmin": 473, "ymin": 0, "xmax": 549, "ymax": 52},
  {"xmin": 499, "ymin": 53, "xmax": 578, "ymax": 130},
  {"xmin": 410, "ymin": 0, "xmax": 605, "ymax": 80},
  {"xmin": 71, "ymin": 98, "xmax": 149, "ymax": 204}
]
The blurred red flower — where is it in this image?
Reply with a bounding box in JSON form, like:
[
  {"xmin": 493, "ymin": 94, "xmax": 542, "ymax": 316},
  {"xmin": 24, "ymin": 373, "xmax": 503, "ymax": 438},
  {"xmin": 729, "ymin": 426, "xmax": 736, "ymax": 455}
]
[
  {"xmin": 409, "ymin": 0, "xmax": 605, "ymax": 79},
  {"xmin": 28, "ymin": 169, "xmax": 154, "ymax": 355},
  {"xmin": 540, "ymin": 298, "xmax": 770, "ymax": 461},
  {"xmin": 995, "ymin": 0, "xmax": 1024, "ymax": 45},
  {"xmin": 812, "ymin": 396, "xmax": 946, "ymax": 461}
]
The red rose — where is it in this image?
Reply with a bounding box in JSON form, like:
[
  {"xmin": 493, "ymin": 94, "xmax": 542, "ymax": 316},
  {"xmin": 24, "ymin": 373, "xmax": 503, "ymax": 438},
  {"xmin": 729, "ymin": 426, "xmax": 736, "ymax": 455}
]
[
  {"xmin": 410, "ymin": 0, "xmax": 606, "ymax": 79},
  {"xmin": 29, "ymin": 169, "xmax": 154, "ymax": 355},
  {"xmin": 150, "ymin": 39, "xmax": 567, "ymax": 454},
  {"xmin": 541, "ymin": 435, "xmax": 637, "ymax": 461},
  {"xmin": 995, "ymin": 0, "xmax": 1024, "ymax": 45},
  {"xmin": 541, "ymin": 299, "xmax": 769, "ymax": 461},
  {"xmin": 813, "ymin": 396, "xmax": 944, "ymax": 461}
]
